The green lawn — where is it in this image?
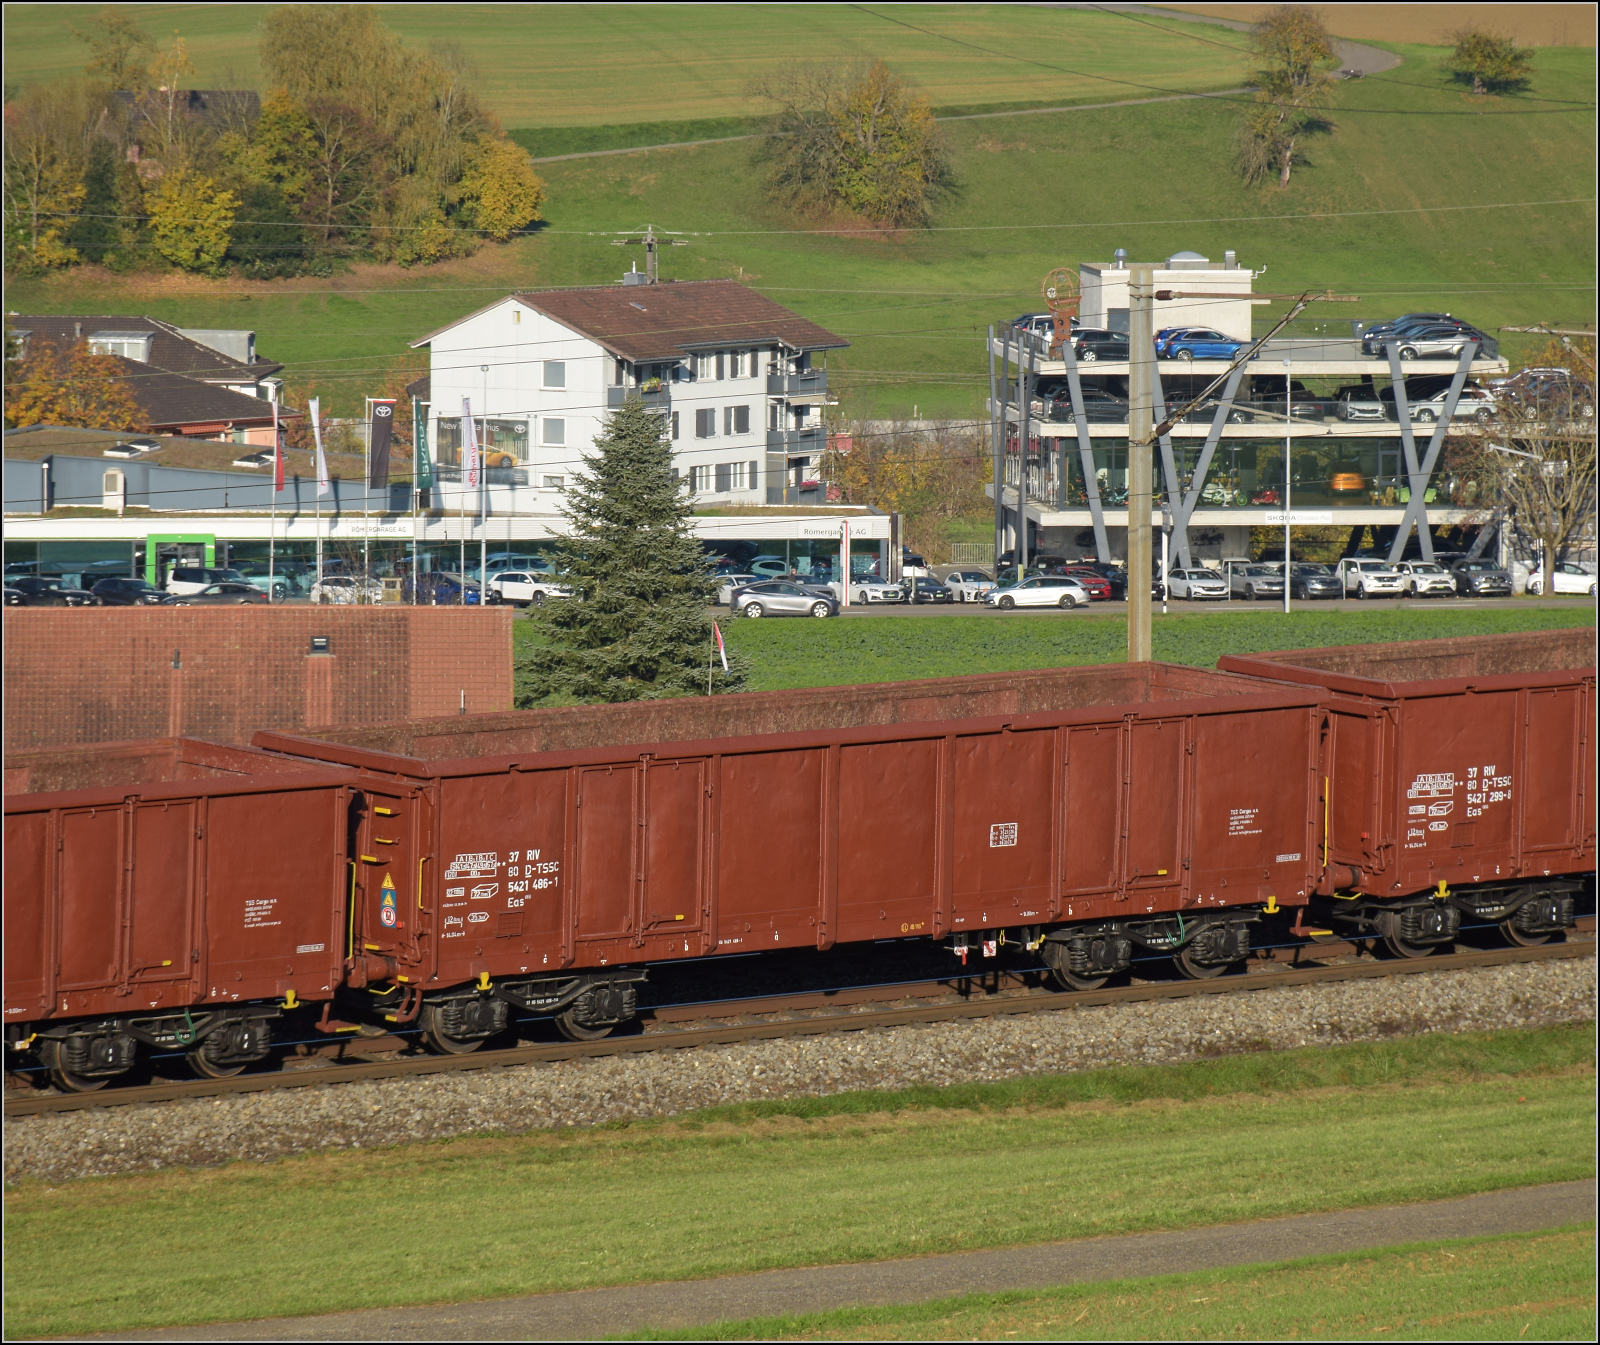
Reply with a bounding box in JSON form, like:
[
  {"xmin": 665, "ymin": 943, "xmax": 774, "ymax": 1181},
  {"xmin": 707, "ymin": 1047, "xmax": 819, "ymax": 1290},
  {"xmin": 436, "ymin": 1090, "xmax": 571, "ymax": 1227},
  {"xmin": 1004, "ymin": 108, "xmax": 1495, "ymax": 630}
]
[
  {"xmin": 511, "ymin": 605, "xmax": 1594, "ymax": 695},
  {"xmin": 5, "ymin": 1026, "xmax": 1593, "ymax": 1338},
  {"xmin": 4, "ymin": 31, "xmax": 1592, "ymax": 417},
  {"xmin": 634, "ymin": 1229, "xmax": 1597, "ymax": 1341}
]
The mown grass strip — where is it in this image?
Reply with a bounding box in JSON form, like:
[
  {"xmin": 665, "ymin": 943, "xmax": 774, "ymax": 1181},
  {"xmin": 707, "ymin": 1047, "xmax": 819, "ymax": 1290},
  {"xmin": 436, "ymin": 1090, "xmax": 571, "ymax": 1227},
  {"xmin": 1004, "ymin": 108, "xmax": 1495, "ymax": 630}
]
[
  {"xmin": 624, "ymin": 1227, "xmax": 1598, "ymax": 1341},
  {"xmin": 5, "ymin": 1027, "xmax": 1593, "ymax": 1338}
]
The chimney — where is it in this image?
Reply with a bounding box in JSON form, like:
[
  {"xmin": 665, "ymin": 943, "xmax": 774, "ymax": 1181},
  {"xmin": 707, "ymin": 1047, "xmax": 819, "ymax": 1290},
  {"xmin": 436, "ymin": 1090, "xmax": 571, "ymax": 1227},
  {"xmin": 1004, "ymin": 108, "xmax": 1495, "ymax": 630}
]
[
  {"xmin": 1224, "ymin": 250, "xmax": 1237, "ymax": 270},
  {"xmin": 1112, "ymin": 248, "xmax": 1127, "ymax": 270},
  {"xmin": 74, "ymin": 322, "xmax": 82, "ymax": 340}
]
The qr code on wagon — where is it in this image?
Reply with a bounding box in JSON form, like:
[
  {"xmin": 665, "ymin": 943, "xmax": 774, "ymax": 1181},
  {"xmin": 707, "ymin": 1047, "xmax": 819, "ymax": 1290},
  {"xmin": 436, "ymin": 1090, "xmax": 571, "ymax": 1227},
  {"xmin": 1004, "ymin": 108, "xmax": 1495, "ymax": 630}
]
[{"xmin": 989, "ymin": 823, "xmax": 1018, "ymax": 847}]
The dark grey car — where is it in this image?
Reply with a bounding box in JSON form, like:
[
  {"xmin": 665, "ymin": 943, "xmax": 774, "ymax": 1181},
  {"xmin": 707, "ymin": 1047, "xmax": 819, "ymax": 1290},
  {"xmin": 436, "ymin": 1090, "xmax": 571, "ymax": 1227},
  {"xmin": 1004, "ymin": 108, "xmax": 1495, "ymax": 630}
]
[
  {"xmin": 1450, "ymin": 559, "xmax": 1513, "ymax": 596},
  {"xmin": 732, "ymin": 580, "xmax": 837, "ymax": 619},
  {"xmin": 1288, "ymin": 563, "xmax": 1342, "ymax": 600}
]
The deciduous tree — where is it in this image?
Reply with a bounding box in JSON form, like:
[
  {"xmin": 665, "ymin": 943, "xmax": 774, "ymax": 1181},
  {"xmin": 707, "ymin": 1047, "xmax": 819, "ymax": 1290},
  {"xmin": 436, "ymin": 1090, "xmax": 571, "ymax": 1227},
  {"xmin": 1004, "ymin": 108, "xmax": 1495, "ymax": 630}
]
[
  {"xmin": 71, "ymin": 6, "xmax": 152, "ymax": 89},
  {"xmin": 145, "ymin": 166, "xmax": 237, "ymax": 271},
  {"xmin": 2, "ymin": 82, "xmax": 91, "ymax": 270},
  {"xmin": 4, "ymin": 337, "xmax": 145, "ymax": 431},
  {"xmin": 752, "ymin": 61, "xmax": 952, "ymax": 227},
  {"xmin": 455, "ymin": 134, "xmax": 545, "ymax": 241},
  {"xmin": 1233, "ymin": 6, "xmax": 1338, "ymax": 188},
  {"xmin": 517, "ymin": 399, "xmax": 747, "ymax": 704},
  {"xmin": 1445, "ymin": 28, "xmax": 1534, "ymax": 96},
  {"xmin": 822, "ymin": 420, "xmax": 990, "ymax": 559}
]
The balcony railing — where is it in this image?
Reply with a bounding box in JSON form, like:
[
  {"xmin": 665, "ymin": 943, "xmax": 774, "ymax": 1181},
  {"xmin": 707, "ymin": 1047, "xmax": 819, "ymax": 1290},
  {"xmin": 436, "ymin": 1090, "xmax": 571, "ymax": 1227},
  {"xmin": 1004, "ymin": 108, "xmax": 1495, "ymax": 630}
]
[
  {"xmin": 606, "ymin": 384, "xmax": 671, "ymax": 408},
  {"xmin": 766, "ymin": 426, "xmax": 827, "ymax": 454},
  {"xmin": 767, "ymin": 370, "xmax": 829, "ymax": 399}
]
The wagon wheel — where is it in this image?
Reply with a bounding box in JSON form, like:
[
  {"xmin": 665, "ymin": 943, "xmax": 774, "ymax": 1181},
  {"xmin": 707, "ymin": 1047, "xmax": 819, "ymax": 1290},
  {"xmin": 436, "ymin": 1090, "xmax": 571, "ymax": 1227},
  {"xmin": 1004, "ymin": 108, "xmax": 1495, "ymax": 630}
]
[
  {"xmin": 38, "ymin": 1039, "xmax": 110, "ymax": 1094},
  {"xmin": 555, "ymin": 1009, "xmax": 613, "ymax": 1042},
  {"xmin": 1040, "ymin": 267, "xmax": 1081, "ymax": 350},
  {"xmin": 1500, "ymin": 918, "xmax": 1553, "ymax": 949},
  {"xmin": 418, "ymin": 1003, "xmax": 486, "ymax": 1055},
  {"xmin": 186, "ymin": 1047, "xmax": 246, "ymax": 1079},
  {"xmin": 1374, "ymin": 910, "xmax": 1440, "ymax": 959},
  {"xmin": 1173, "ymin": 946, "xmax": 1233, "ymax": 980},
  {"xmin": 1048, "ymin": 965, "xmax": 1111, "ymax": 992}
]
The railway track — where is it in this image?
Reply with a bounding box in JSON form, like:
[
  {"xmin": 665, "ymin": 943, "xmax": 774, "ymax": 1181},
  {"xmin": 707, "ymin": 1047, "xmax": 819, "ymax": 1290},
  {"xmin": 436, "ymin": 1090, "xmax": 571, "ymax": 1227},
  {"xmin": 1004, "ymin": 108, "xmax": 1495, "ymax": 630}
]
[{"xmin": 7, "ymin": 939, "xmax": 1590, "ymax": 1119}]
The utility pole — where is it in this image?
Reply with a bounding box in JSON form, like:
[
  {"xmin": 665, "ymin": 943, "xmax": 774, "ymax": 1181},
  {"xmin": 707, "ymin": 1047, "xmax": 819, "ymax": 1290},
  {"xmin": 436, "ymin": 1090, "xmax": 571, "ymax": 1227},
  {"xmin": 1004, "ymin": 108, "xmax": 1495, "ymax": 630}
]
[
  {"xmin": 610, "ymin": 224, "xmax": 688, "ymax": 283},
  {"xmin": 1127, "ymin": 264, "xmax": 1155, "ymax": 662},
  {"xmin": 991, "ymin": 326, "xmax": 1005, "ymax": 571},
  {"xmin": 1282, "ymin": 358, "xmax": 1292, "ymax": 614}
]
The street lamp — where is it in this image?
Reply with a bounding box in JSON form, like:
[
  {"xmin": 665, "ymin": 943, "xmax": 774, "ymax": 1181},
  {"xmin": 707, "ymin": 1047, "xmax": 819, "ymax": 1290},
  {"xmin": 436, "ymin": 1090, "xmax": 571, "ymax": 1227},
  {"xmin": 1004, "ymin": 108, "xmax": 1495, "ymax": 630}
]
[{"xmin": 1283, "ymin": 357, "xmax": 1292, "ymax": 615}]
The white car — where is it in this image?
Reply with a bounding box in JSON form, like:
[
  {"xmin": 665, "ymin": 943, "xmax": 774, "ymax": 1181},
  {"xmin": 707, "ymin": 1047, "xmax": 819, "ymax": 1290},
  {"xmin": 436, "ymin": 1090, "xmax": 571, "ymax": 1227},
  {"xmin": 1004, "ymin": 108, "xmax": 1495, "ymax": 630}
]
[
  {"xmin": 489, "ymin": 570, "xmax": 572, "ymax": 607},
  {"xmin": 715, "ymin": 574, "xmax": 759, "ymax": 606},
  {"xmin": 1337, "ymin": 559, "xmax": 1405, "ymax": 599},
  {"xmin": 1166, "ymin": 568, "xmax": 1228, "ymax": 600},
  {"xmin": 311, "ymin": 575, "xmax": 383, "ymax": 605},
  {"xmin": 1392, "ymin": 561, "xmax": 1456, "ymax": 598},
  {"xmin": 832, "ymin": 574, "xmax": 903, "ymax": 604},
  {"xmin": 1527, "ymin": 561, "xmax": 1597, "ymax": 596},
  {"xmin": 944, "ymin": 570, "xmax": 997, "ymax": 602},
  {"xmin": 984, "ymin": 575, "xmax": 1092, "ymax": 610}
]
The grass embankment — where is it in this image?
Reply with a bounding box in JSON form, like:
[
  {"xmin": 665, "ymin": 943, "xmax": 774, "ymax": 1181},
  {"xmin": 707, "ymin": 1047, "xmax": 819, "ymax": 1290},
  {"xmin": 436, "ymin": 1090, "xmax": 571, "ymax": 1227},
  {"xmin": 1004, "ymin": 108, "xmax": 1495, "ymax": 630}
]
[
  {"xmin": 635, "ymin": 1230, "xmax": 1597, "ymax": 1341},
  {"xmin": 512, "ymin": 605, "xmax": 1595, "ymax": 695},
  {"xmin": 6, "ymin": 1026, "xmax": 1593, "ymax": 1338},
  {"xmin": 5, "ymin": 21, "xmax": 1592, "ymax": 416}
]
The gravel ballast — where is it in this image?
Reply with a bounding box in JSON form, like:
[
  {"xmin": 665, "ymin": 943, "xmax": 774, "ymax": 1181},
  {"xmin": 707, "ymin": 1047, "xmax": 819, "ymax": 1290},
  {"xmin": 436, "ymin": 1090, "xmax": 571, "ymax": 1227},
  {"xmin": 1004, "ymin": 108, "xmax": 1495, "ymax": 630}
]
[{"xmin": 6, "ymin": 958, "xmax": 1593, "ymax": 1185}]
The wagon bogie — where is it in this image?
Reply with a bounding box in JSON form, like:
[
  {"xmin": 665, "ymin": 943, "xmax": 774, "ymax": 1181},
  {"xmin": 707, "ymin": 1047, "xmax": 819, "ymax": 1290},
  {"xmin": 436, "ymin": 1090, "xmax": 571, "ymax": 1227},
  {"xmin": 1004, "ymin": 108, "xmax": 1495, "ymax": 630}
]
[{"xmin": 13, "ymin": 1002, "xmax": 282, "ymax": 1089}]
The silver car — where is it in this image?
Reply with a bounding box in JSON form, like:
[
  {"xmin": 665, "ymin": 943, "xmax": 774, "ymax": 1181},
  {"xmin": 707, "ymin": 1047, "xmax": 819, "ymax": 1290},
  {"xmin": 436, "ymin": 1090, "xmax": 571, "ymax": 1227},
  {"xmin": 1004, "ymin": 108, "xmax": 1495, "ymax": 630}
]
[
  {"xmin": 1229, "ymin": 565, "xmax": 1284, "ymax": 601},
  {"xmin": 944, "ymin": 570, "xmax": 997, "ymax": 602},
  {"xmin": 733, "ymin": 580, "xmax": 837, "ymax": 619}
]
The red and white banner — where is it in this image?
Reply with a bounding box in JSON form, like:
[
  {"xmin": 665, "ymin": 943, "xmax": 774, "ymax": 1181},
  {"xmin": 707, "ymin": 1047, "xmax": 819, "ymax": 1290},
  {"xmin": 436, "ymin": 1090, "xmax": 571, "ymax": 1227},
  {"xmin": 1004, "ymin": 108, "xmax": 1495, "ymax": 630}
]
[
  {"xmin": 272, "ymin": 400, "xmax": 284, "ymax": 493},
  {"xmin": 462, "ymin": 397, "xmax": 480, "ymax": 491},
  {"xmin": 713, "ymin": 621, "xmax": 729, "ymax": 672}
]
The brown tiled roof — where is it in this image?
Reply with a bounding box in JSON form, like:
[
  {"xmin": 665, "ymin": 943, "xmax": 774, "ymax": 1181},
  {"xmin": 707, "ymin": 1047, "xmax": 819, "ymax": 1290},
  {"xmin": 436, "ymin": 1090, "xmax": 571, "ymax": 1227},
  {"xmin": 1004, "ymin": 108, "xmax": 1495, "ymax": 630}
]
[
  {"xmin": 508, "ymin": 280, "xmax": 847, "ymax": 362},
  {"xmin": 9, "ymin": 316, "xmax": 282, "ymax": 383},
  {"xmin": 109, "ymin": 359, "xmax": 293, "ymax": 430}
]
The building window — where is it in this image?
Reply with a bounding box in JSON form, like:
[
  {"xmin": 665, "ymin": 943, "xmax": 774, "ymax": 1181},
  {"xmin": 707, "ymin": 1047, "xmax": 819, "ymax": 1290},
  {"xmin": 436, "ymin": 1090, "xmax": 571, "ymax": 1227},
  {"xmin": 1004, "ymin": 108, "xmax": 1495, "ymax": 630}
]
[
  {"xmin": 542, "ymin": 418, "xmax": 565, "ymax": 446},
  {"xmin": 693, "ymin": 352, "xmax": 713, "ymax": 379},
  {"xmin": 689, "ymin": 464, "xmax": 711, "ymax": 491},
  {"xmin": 724, "ymin": 405, "xmax": 750, "ymax": 435},
  {"xmin": 671, "ymin": 411, "xmax": 680, "ymax": 440},
  {"xmin": 695, "ymin": 408, "xmax": 716, "ymax": 438},
  {"xmin": 714, "ymin": 462, "xmax": 749, "ymax": 492},
  {"xmin": 542, "ymin": 475, "xmax": 565, "ymax": 490},
  {"xmin": 88, "ymin": 332, "xmax": 152, "ymax": 362},
  {"xmin": 543, "ymin": 360, "xmax": 565, "ymax": 389},
  {"xmin": 613, "ymin": 359, "xmax": 626, "ymax": 386},
  {"xmin": 769, "ymin": 403, "xmax": 781, "ymax": 431}
]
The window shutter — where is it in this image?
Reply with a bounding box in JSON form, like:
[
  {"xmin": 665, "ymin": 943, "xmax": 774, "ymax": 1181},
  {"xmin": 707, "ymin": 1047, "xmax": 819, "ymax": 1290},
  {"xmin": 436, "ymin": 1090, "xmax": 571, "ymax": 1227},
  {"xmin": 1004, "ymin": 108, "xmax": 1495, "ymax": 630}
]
[
  {"xmin": 671, "ymin": 411, "xmax": 680, "ymax": 439},
  {"xmin": 715, "ymin": 352, "xmax": 725, "ymax": 380},
  {"xmin": 749, "ymin": 460, "xmax": 759, "ymax": 491},
  {"xmin": 715, "ymin": 463, "xmax": 732, "ymax": 493},
  {"xmin": 733, "ymin": 405, "xmax": 750, "ymax": 435}
]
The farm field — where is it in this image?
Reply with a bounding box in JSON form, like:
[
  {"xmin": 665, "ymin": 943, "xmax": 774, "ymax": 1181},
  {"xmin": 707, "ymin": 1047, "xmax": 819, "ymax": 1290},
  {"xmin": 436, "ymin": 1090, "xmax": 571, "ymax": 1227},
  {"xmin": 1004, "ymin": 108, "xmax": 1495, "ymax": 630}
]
[
  {"xmin": 5, "ymin": 28, "xmax": 1594, "ymax": 417},
  {"xmin": 5, "ymin": 1025, "xmax": 1592, "ymax": 1338},
  {"xmin": 3, "ymin": 5, "xmax": 1252, "ymax": 124},
  {"xmin": 639, "ymin": 1228, "xmax": 1597, "ymax": 1341},
  {"xmin": 512, "ymin": 605, "xmax": 1597, "ymax": 696}
]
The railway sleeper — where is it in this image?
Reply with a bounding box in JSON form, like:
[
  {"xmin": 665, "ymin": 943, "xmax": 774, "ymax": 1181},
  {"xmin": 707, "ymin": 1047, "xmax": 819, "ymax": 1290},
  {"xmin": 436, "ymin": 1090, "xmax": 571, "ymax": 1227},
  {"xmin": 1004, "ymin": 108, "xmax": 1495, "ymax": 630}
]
[
  {"xmin": 13, "ymin": 1005, "xmax": 279, "ymax": 1093},
  {"xmin": 417, "ymin": 971, "xmax": 648, "ymax": 1053},
  {"xmin": 1322, "ymin": 880, "xmax": 1581, "ymax": 958}
]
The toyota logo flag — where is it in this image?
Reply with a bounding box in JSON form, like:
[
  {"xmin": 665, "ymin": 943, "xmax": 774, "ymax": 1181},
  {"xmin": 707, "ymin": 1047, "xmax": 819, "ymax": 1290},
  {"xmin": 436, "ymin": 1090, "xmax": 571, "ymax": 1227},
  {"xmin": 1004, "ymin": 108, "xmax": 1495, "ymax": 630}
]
[{"xmin": 368, "ymin": 399, "xmax": 397, "ymax": 489}]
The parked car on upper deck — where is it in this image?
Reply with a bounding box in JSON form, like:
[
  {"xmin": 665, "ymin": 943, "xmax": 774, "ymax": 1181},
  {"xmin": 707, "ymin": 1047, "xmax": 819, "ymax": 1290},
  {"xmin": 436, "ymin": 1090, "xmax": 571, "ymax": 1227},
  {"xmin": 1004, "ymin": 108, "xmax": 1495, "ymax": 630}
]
[
  {"xmin": 1360, "ymin": 315, "xmax": 1478, "ymax": 357},
  {"xmin": 1160, "ymin": 329, "xmax": 1248, "ymax": 362},
  {"xmin": 1068, "ymin": 329, "xmax": 1130, "ymax": 362},
  {"xmin": 1380, "ymin": 379, "xmax": 1498, "ymax": 424},
  {"xmin": 1372, "ymin": 323, "xmax": 1488, "ymax": 361}
]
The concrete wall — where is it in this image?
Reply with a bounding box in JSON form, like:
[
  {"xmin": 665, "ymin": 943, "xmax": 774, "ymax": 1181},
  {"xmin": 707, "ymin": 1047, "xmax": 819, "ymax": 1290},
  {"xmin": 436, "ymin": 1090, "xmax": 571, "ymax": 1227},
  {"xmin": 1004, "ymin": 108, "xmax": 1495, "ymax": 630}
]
[{"xmin": 2, "ymin": 607, "xmax": 512, "ymax": 751}]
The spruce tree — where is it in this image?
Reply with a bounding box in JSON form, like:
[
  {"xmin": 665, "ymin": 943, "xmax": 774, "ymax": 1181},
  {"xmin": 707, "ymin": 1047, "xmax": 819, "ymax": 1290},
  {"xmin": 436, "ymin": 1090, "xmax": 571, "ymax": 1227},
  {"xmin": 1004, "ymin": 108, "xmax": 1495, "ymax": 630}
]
[{"xmin": 516, "ymin": 398, "xmax": 749, "ymax": 704}]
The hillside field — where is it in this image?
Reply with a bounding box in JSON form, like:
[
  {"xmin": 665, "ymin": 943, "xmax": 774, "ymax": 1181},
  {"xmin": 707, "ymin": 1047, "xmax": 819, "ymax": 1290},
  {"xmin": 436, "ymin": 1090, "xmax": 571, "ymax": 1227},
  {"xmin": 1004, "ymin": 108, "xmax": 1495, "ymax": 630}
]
[{"xmin": 5, "ymin": 8, "xmax": 1594, "ymax": 417}]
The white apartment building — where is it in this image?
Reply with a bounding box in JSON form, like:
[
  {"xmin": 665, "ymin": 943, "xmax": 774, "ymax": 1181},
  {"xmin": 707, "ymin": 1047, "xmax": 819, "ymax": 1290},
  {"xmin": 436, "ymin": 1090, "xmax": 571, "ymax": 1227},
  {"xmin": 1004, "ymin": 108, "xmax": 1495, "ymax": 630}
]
[{"xmin": 411, "ymin": 278, "xmax": 847, "ymax": 509}]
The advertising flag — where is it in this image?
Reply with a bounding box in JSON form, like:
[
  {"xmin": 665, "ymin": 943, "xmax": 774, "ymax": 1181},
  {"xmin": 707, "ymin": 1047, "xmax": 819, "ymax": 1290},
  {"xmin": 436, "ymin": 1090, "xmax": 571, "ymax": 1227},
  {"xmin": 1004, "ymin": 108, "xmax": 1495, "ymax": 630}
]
[
  {"xmin": 462, "ymin": 397, "xmax": 480, "ymax": 491},
  {"xmin": 413, "ymin": 397, "xmax": 433, "ymax": 490},
  {"xmin": 368, "ymin": 399, "xmax": 397, "ymax": 489},
  {"xmin": 713, "ymin": 621, "xmax": 729, "ymax": 672},
  {"xmin": 272, "ymin": 399, "xmax": 284, "ymax": 492},
  {"xmin": 311, "ymin": 397, "xmax": 330, "ymax": 497}
]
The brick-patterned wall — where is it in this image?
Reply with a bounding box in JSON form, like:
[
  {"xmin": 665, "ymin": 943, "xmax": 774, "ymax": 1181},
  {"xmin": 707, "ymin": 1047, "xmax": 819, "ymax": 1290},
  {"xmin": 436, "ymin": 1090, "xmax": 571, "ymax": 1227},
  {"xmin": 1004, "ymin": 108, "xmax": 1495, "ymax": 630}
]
[{"xmin": 3, "ymin": 608, "xmax": 511, "ymax": 750}]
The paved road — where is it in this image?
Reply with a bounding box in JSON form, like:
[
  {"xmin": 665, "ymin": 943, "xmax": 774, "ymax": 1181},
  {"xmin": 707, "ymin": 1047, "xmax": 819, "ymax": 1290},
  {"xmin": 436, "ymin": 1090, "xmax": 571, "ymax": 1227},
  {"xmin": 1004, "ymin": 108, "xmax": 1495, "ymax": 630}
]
[{"xmin": 110, "ymin": 1180, "xmax": 1594, "ymax": 1341}]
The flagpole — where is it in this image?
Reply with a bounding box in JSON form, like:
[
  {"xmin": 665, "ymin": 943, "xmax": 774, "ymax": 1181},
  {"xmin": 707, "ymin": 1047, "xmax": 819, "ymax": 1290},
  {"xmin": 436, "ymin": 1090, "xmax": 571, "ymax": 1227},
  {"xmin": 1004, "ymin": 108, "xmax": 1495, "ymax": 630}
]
[
  {"xmin": 411, "ymin": 395, "xmax": 420, "ymax": 606},
  {"xmin": 269, "ymin": 400, "xmax": 278, "ymax": 602},
  {"xmin": 312, "ymin": 397, "xmax": 329, "ymax": 597},
  {"xmin": 363, "ymin": 397, "xmax": 371, "ymax": 597}
]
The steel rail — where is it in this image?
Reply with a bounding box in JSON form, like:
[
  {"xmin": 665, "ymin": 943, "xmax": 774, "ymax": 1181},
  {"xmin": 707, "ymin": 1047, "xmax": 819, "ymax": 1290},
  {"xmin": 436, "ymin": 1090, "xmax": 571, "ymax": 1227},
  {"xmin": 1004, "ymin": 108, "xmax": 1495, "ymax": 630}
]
[{"xmin": 6, "ymin": 940, "xmax": 1590, "ymax": 1118}]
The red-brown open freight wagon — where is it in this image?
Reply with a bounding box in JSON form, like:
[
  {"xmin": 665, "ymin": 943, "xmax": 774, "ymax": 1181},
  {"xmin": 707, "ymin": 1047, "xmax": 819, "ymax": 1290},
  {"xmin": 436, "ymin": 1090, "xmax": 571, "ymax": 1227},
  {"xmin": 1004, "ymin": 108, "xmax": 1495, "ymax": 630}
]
[
  {"xmin": 3, "ymin": 740, "xmax": 359, "ymax": 1088},
  {"xmin": 250, "ymin": 661, "xmax": 1325, "ymax": 1050},
  {"xmin": 1221, "ymin": 629, "xmax": 1596, "ymax": 955}
]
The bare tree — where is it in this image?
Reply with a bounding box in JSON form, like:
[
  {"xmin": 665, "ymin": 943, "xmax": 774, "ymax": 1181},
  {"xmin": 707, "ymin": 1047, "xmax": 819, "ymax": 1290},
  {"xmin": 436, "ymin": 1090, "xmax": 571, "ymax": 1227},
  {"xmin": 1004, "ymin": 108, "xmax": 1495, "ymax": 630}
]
[{"xmin": 1449, "ymin": 355, "xmax": 1596, "ymax": 595}]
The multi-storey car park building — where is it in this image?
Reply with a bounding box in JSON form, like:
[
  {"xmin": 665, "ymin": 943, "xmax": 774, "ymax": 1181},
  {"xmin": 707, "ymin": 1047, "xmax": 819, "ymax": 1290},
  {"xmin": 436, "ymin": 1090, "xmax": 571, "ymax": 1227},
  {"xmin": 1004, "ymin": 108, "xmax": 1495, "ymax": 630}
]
[{"xmin": 990, "ymin": 251, "xmax": 1510, "ymax": 568}]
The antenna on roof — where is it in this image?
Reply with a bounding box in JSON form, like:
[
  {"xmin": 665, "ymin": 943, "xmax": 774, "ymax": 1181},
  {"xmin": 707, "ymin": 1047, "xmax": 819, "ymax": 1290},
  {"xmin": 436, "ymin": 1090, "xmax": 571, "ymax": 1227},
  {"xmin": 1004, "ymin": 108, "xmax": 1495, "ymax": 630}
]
[{"xmin": 609, "ymin": 224, "xmax": 688, "ymax": 284}]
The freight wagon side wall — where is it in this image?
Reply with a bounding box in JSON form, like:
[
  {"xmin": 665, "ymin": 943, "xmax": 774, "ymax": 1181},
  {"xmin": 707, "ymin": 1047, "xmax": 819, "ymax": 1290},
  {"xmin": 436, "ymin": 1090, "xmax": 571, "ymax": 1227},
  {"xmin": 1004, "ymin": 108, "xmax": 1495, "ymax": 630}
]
[
  {"xmin": 407, "ymin": 694, "xmax": 1321, "ymax": 987},
  {"xmin": 4, "ymin": 738, "xmax": 330, "ymax": 796},
  {"xmin": 1221, "ymin": 633, "xmax": 1596, "ymax": 898},
  {"xmin": 275, "ymin": 661, "xmax": 1271, "ymax": 762},
  {"xmin": 4, "ymin": 777, "xmax": 355, "ymax": 1025}
]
